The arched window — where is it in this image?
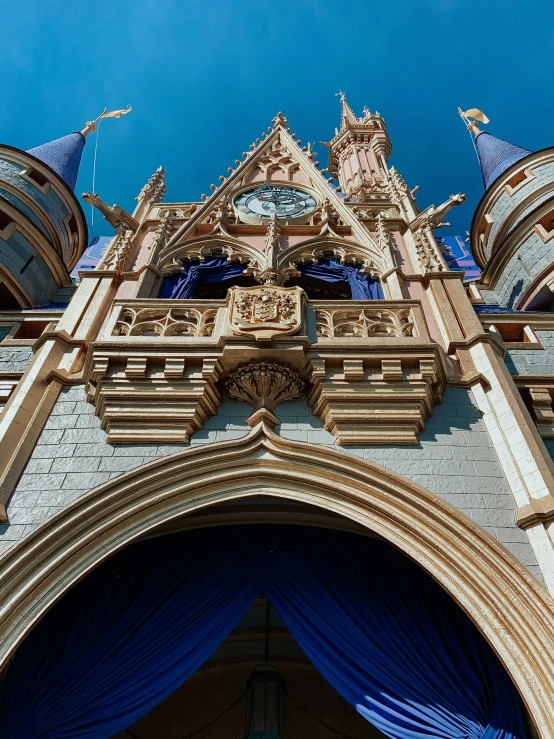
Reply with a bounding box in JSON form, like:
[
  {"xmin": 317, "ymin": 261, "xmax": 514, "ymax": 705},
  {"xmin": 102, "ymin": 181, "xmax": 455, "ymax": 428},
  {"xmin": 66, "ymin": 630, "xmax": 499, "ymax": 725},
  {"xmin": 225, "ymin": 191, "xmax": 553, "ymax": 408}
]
[
  {"xmin": 289, "ymin": 258, "xmax": 383, "ymax": 300},
  {"xmin": 160, "ymin": 256, "xmax": 253, "ymax": 299}
]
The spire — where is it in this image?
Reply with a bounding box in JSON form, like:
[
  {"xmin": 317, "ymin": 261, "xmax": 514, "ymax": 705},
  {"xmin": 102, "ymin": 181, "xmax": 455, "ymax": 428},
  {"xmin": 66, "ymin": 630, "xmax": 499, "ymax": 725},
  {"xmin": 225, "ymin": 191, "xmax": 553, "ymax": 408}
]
[
  {"xmin": 459, "ymin": 111, "xmax": 532, "ymax": 190},
  {"xmin": 473, "ymin": 130, "xmax": 532, "ymax": 189},
  {"xmin": 338, "ymin": 91, "xmax": 358, "ymax": 131},
  {"xmin": 26, "ymin": 121, "xmax": 95, "ymax": 191}
]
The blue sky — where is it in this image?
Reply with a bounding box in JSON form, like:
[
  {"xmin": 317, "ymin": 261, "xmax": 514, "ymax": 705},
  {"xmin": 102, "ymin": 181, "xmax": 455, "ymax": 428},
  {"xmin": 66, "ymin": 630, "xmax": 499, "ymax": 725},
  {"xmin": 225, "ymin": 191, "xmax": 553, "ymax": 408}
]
[{"xmin": 2, "ymin": 0, "xmax": 553, "ymax": 240}]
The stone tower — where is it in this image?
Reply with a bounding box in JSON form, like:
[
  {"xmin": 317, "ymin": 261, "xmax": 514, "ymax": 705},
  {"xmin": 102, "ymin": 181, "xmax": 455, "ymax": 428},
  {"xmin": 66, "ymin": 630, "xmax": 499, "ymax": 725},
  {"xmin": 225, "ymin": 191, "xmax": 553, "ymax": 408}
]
[
  {"xmin": 0, "ymin": 99, "xmax": 554, "ymax": 738},
  {"xmin": 0, "ymin": 124, "xmax": 92, "ymax": 308}
]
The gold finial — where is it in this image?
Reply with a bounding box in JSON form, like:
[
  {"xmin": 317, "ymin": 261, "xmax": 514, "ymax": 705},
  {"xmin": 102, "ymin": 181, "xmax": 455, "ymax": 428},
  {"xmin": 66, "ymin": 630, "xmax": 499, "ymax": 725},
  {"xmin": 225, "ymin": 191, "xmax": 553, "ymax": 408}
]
[
  {"xmin": 458, "ymin": 107, "xmax": 489, "ymax": 136},
  {"xmin": 80, "ymin": 120, "xmax": 97, "ymax": 139}
]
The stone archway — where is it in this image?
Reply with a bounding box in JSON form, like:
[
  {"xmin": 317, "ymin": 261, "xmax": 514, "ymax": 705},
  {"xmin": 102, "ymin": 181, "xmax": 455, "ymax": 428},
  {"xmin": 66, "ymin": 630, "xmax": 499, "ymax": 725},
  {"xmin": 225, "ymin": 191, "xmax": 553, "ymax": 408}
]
[{"xmin": 1, "ymin": 412, "xmax": 554, "ymax": 737}]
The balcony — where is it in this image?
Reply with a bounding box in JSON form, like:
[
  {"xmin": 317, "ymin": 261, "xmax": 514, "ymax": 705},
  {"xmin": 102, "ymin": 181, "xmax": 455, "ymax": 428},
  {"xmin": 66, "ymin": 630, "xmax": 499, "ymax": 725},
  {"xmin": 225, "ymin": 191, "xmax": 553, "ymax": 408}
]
[{"xmin": 85, "ymin": 294, "xmax": 446, "ymax": 445}]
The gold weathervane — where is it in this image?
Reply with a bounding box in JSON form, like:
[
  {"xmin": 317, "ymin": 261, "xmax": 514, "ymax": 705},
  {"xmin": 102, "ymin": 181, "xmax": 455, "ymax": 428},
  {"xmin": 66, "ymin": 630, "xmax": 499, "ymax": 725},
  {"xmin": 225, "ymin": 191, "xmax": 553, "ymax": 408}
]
[{"xmin": 81, "ymin": 105, "xmax": 132, "ymax": 138}]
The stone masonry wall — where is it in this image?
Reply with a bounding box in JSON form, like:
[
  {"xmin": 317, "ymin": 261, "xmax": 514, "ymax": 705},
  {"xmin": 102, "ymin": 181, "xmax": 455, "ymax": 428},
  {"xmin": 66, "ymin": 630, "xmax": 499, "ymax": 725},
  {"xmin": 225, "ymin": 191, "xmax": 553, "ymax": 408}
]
[
  {"xmin": 485, "ymin": 161, "xmax": 554, "ymax": 259},
  {"xmin": 504, "ymin": 330, "xmax": 554, "ymax": 374},
  {"xmin": 1, "ymin": 385, "xmax": 542, "ymax": 583},
  {"xmin": 494, "ymin": 230, "xmax": 554, "ymax": 308},
  {"xmin": 0, "ymin": 345, "xmax": 33, "ymax": 372}
]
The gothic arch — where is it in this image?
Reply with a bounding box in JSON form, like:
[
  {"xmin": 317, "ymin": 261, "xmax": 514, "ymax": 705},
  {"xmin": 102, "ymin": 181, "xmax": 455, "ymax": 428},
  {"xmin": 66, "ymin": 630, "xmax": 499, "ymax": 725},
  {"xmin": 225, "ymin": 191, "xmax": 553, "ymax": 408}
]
[
  {"xmin": 1, "ymin": 416, "xmax": 554, "ymax": 737},
  {"xmin": 281, "ymin": 233, "xmax": 380, "ymax": 279},
  {"xmin": 158, "ymin": 233, "xmax": 261, "ymax": 277}
]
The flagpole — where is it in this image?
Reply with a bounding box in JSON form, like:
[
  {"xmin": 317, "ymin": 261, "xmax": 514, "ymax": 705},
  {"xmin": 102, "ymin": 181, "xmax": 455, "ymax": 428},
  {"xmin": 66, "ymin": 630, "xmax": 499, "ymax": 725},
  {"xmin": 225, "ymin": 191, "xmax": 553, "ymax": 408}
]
[
  {"xmin": 458, "ymin": 107, "xmax": 480, "ymax": 161},
  {"xmin": 90, "ymin": 120, "xmax": 101, "ymax": 240}
]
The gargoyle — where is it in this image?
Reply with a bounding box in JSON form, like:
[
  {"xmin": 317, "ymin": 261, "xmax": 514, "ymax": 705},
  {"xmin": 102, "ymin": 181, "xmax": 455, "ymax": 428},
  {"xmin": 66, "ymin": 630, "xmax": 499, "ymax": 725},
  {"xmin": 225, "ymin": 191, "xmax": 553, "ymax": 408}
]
[
  {"xmin": 412, "ymin": 193, "xmax": 466, "ymax": 231},
  {"xmin": 82, "ymin": 192, "xmax": 138, "ymax": 232}
]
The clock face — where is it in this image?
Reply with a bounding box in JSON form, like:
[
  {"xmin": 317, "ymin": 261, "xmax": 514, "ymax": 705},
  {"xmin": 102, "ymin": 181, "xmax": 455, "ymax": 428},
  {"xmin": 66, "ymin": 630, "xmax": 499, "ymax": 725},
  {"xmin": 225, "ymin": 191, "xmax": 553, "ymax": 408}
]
[{"xmin": 234, "ymin": 183, "xmax": 317, "ymax": 220}]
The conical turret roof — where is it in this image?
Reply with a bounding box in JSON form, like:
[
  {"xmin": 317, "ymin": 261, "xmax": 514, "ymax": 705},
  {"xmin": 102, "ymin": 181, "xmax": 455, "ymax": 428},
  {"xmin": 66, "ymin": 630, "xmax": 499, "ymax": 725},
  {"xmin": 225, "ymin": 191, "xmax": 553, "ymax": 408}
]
[
  {"xmin": 475, "ymin": 131, "xmax": 531, "ymax": 189},
  {"xmin": 27, "ymin": 131, "xmax": 86, "ymax": 191}
]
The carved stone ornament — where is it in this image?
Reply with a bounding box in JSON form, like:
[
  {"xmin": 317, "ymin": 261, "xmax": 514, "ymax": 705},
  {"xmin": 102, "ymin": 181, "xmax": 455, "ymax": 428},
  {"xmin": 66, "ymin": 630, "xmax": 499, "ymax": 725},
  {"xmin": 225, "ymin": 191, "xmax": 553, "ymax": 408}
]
[
  {"xmin": 228, "ymin": 285, "xmax": 304, "ymax": 341},
  {"xmin": 225, "ymin": 362, "xmax": 305, "ymax": 411}
]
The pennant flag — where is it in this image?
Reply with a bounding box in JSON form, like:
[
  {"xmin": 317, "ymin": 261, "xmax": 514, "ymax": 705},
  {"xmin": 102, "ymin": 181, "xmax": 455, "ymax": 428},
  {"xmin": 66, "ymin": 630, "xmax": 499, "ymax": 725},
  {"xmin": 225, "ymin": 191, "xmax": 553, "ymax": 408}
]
[
  {"xmin": 100, "ymin": 105, "xmax": 132, "ymax": 120},
  {"xmin": 463, "ymin": 108, "xmax": 489, "ymax": 124}
]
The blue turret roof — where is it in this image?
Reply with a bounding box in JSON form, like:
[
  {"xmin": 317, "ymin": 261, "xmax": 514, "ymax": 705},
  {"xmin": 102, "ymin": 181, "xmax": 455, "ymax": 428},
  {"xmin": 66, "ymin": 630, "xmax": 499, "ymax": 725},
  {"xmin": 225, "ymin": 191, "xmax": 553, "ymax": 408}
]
[
  {"xmin": 475, "ymin": 131, "xmax": 532, "ymax": 190},
  {"xmin": 27, "ymin": 132, "xmax": 86, "ymax": 191}
]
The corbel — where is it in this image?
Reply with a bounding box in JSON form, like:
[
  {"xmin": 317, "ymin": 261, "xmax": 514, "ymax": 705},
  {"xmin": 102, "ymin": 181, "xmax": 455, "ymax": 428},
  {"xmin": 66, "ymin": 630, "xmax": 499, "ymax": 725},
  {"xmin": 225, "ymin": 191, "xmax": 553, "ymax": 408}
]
[
  {"xmin": 343, "ymin": 359, "xmax": 364, "ymax": 381},
  {"xmin": 381, "ymin": 358, "xmax": 403, "ymax": 381},
  {"xmin": 164, "ymin": 356, "xmax": 186, "ymax": 379},
  {"xmin": 125, "ymin": 356, "xmax": 148, "ymax": 378}
]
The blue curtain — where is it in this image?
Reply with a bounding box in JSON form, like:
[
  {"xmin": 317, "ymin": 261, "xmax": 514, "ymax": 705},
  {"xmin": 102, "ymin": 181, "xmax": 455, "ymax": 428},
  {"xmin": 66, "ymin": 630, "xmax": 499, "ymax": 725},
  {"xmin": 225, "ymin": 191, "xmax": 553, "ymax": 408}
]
[
  {"xmin": 299, "ymin": 258, "xmax": 383, "ymax": 299},
  {"xmin": 0, "ymin": 527, "xmax": 526, "ymax": 739},
  {"xmin": 0, "ymin": 531, "xmax": 258, "ymax": 739},
  {"xmin": 160, "ymin": 256, "xmax": 247, "ymax": 299},
  {"xmin": 259, "ymin": 528, "xmax": 525, "ymax": 739}
]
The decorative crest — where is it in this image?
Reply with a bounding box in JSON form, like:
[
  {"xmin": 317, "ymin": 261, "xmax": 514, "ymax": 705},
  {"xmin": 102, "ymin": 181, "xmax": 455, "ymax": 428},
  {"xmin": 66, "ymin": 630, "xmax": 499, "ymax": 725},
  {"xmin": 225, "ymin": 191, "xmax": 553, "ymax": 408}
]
[{"xmin": 228, "ymin": 285, "xmax": 304, "ymax": 341}]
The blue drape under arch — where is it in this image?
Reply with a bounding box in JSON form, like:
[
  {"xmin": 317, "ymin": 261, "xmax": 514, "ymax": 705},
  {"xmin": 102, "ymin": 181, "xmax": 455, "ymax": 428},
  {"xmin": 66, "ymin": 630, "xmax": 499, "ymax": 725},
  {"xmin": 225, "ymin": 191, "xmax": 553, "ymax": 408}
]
[
  {"xmin": 299, "ymin": 258, "xmax": 383, "ymax": 299},
  {"xmin": 0, "ymin": 526, "xmax": 526, "ymax": 739},
  {"xmin": 160, "ymin": 257, "xmax": 383, "ymax": 300},
  {"xmin": 160, "ymin": 256, "xmax": 247, "ymax": 299}
]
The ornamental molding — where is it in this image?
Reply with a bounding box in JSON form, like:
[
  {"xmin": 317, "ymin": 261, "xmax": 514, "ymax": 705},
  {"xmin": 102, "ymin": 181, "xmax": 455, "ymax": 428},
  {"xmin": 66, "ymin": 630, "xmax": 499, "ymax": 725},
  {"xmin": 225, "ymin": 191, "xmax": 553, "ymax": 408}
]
[
  {"xmin": 225, "ymin": 361, "xmax": 304, "ymax": 411},
  {"xmin": 228, "ymin": 285, "xmax": 305, "ymax": 341}
]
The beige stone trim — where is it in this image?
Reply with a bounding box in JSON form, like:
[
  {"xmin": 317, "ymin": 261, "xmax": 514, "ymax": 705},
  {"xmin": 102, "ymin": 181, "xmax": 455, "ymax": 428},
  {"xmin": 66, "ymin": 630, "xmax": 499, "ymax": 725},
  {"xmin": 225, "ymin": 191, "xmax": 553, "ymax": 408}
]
[{"xmin": 0, "ymin": 424, "xmax": 553, "ymax": 735}]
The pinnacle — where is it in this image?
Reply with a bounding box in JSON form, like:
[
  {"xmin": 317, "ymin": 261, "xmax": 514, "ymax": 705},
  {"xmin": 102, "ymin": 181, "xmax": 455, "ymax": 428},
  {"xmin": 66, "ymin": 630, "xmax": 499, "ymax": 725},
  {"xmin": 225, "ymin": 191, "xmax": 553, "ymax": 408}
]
[{"xmin": 272, "ymin": 112, "xmax": 289, "ymax": 128}]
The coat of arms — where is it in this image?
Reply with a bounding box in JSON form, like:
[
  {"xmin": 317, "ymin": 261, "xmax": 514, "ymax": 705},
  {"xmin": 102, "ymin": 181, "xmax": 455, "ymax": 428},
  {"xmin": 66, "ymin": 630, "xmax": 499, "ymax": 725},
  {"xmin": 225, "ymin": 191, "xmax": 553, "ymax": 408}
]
[{"xmin": 228, "ymin": 285, "xmax": 304, "ymax": 341}]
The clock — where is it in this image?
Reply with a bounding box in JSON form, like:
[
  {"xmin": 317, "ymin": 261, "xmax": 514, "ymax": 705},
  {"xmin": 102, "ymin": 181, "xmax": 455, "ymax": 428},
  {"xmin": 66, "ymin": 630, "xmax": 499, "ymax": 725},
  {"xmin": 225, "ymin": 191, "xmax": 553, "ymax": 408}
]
[{"xmin": 234, "ymin": 183, "xmax": 317, "ymax": 222}]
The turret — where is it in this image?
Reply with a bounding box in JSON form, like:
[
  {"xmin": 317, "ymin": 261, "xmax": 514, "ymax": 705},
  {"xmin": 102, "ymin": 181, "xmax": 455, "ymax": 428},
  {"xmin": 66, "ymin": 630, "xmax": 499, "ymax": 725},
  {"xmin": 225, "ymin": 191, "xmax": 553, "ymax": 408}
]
[
  {"xmin": 0, "ymin": 122, "xmax": 91, "ymax": 307},
  {"xmin": 465, "ymin": 113, "xmax": 554, "ymax": 310},
  {"xmin": 323, "ymin": 93, "xmax": 392, "ymax": 203}
]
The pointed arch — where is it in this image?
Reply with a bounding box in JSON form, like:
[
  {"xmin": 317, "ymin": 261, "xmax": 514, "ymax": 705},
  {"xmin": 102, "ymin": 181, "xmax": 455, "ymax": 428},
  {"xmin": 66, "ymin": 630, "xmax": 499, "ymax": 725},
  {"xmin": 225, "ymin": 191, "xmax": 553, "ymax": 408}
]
[
  {"xmin": 280, "ymin": 233, "xmax": 380, "ymax": 278},
  {"xmin": 1, "ymin": 421, "xmax": 554, "ymax": 736},
  {"xmin": 158, "ymin": 232, "xmax": 261, "ymax": 276}
]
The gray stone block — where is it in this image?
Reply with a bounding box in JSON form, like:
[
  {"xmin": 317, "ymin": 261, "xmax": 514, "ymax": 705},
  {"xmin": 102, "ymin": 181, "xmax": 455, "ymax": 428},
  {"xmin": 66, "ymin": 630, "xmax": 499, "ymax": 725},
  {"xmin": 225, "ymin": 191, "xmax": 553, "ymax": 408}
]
[
  {"xmin": 156, "ymin": 445, "xmax": 188, "ymax": 457},
  {"xmin": 494, "ymin": 527, "xmax": 532, "ymax": 544},
  {"xmin": 466, "ymin": 508, "xmax": 516, "ymax": 527},
  {"xmin": 72, "ymin": 443, "xmax": 115, "ymax": 457},
  {"xmin": 112, "ymin": 444, "xmax": 158, "ymax": 457},
  {"xmin": 462, "ymin": 432, "xmax": 491, "ymax": 448},
  {"xmin": 473, "ymin": 461, "xmax": 504, "ymax": 477},
  {"xmin": 57, "ymin": 385, "xmax": 87, "ymax": 401},
  {"xmin": 33, "ymin": 444, "xmax": 77, "ymax": 459},
  {"xmin": 305, "ymin": 429, "xmax": 335, "ymax": 445},
  {"xmin": 483, "ymin": 494, "xmax": 517, "ymax": 509},
  {"xmin": 407, "ymin": 446, "xmax": 454, "ymax": 460},
  {"xmin": 408, "ymin": 475, "xmax": 467, "ymax": 496},
  {"xmin": 24, "ymin": 458, "xmax": 53, "ymax": 474},
  {"xmin": 37, "ymin": 430, "xmax": 64, "ymax": 445},
  {"xmin": 7, "ymin": 507, "xmax": 52, "ymax": 525},
  {"xmin": 278, "ymin": 430, "xmax": 309, "ymax": 442},
  {"xmin": 73, "ymin": 414, "xmax": 102, "ymax": 429},
  {"xmin": 50, "ymin": 457, "xmax": 101, "ymax": 474},
  {"xmin": 44, "ymin": 414, "xmax": 78, "ymax": 430},
  {"xmin": 50, "ymin": 401, "xmax": 76, "ymax": 416},
  {"xmin": 72, "ymin": 401, "xmax": 95, "ymax": 415},
  {"xmin": 16, "ymin": 473, "xmax": 66, "ymax": 491},
  {"xmin": 62, "ymin": 472, "xmax": 111, "ymax": 490},
  {"xmin": 440, "ymin": 493, "xmax": 487, "ymax": 510},
  {"xmin": 61, "ymin": 428, "xmax": 107, "ymax": 444},
  {"xmin": 98, "ymin": 457, "xmax": 146, "ymax": 472},
  {"xmin": 427, "ymin": 460, "xmax": 476, "ymax": 477},
  {"xmin": 502, "ymin": 542, "xmax": 539, "ymax": 566}
]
